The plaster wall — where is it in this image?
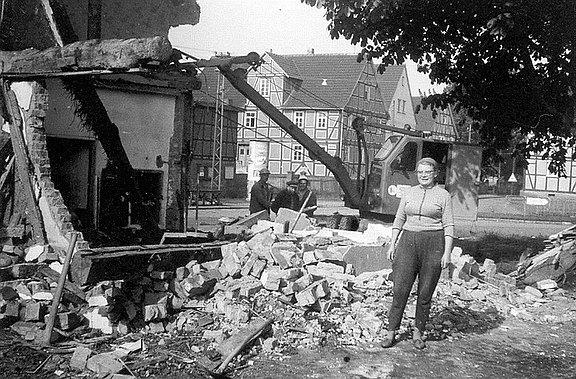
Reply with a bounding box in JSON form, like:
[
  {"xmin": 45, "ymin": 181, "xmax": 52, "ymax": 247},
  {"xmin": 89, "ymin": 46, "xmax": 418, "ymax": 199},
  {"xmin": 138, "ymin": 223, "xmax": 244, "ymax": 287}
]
[{"xmin": 95, "ymin": 88, "xmax": 176, "ymax": 229}]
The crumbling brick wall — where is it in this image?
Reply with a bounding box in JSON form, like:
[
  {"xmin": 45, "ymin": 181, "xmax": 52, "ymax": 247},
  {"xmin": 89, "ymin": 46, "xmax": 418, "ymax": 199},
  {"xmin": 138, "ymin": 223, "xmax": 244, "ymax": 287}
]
[{"xmin": 22, "ymin": 81, "xmax": 89, "ymax": 251}]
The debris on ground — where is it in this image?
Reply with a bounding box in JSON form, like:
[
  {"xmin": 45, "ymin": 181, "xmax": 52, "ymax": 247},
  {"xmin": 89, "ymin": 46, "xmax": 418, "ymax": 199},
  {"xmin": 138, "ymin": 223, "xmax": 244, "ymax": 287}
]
[{"xmin": 1, "ymin": 214, "xmax": 576, "ymax": 377}]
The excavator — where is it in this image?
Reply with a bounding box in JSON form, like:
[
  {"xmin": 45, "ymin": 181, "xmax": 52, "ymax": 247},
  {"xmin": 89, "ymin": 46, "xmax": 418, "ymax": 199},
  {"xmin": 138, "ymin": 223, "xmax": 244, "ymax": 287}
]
[{"xmin": 192, "ymin": 53, "xmax": 482, "ymax": 221}]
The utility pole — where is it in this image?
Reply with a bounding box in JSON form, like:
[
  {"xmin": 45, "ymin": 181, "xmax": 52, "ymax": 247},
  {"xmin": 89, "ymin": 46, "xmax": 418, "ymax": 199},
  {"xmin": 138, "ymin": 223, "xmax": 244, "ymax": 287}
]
[{"xmin": 210, "ymin": 65, "xmax": 225, "ymax": 197}]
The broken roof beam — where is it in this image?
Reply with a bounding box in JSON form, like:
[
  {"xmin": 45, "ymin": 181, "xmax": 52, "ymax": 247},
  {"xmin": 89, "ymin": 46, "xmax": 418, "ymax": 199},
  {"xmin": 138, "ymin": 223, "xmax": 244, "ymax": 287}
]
[
  {"xmin": 0, "ymin": 36, "xmax": 174, "ymax": 77},
  {"xmin": 70, "ymin": 241, "xmax": 228, "ymax": 285}
]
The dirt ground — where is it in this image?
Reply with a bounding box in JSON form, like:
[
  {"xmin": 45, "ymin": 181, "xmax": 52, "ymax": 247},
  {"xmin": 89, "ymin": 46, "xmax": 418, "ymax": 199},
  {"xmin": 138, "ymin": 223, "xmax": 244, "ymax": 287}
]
[{"xmin": 2, "ymin": 229, "xmax": 575, "ymax": 379}]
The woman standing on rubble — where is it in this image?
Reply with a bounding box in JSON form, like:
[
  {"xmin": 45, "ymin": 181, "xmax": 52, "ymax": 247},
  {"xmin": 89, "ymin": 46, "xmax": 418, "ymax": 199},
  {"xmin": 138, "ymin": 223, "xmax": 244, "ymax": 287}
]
[{"xmin": 381, "ymin": 157, "xmax": 454, "ymax": 350}]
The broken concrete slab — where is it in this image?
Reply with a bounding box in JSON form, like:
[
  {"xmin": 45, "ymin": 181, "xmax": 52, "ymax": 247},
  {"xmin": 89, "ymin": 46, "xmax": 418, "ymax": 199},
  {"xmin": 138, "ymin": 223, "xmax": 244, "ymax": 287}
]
[
  {"xmin": 275, "ymin": 208, "xmax": 312, "ymax": 231},
  {"xmin": 342, "ymin": 245, "xmax": 391, "ymax": 274},
  {"xmin": 86, "ymin": 352, "xmax": 124, "ymax": 377},
  {"xmin": 70, "ymin": 346, "xmax": 93, "ymax": 371}
]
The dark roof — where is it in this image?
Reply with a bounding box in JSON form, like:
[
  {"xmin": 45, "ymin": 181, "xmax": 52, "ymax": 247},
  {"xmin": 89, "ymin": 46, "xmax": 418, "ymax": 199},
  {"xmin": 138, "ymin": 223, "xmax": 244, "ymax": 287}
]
[
  {"xmin": 268, "ymin": 53, "xmax": 367, "ymax": 109},
  {"xmin": 267, "ymin": 53, "xmax": 301, "ymax": 79},
  {"xmin": 375, "ymin": 65, "xmax": 406, "ymax": 108},
  {"xmin": 267, "ymin": 53, "xmax": 406, "ymax": 110},
  {"xmin": 194, "ymin": 66, "xmax": 247, "ymax": 109}
]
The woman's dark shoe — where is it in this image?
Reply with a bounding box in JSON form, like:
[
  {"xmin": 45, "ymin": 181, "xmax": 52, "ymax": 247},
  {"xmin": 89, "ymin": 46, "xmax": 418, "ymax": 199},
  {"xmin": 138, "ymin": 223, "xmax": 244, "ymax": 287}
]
[
  {"xmin": 413, "ymin": 329, "xmax": 426, "ymax": 350},
  {"xmin": 380, "ymin": 331, "xmax": 395, "ymax": 348}
]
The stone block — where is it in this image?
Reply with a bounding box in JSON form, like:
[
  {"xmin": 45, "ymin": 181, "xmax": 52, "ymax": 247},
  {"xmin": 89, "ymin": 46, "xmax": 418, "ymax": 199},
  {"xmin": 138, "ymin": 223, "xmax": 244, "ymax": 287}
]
[
  {"xmin": 270, "ymin": 250, "xmax": 290, "ymax": 269},
  {"xmin": 271, "ymin": 242, "xmax": 298, "ymax": 255},
  {"xmin": 239, "ymin": 280, "xmax": 263, "ymax": 298},
  {"xmin": 223, "ymin": 281, "xmax": 243, "ymax": 299},
  {"xmin": 236, "ymin": 242, "xmax": 252, "ymax": 260},
  {"xmin": 143, "ymin": 304, "xmax": 168, "ymax": 322},
  {"xmin": 260, "ymin": 269, "xmax": 281, "ymax": 291},
  {"xmin": 342, "ymin": 245, "xmax": 391, "ymax": 274},
  {"xmin": 86, "ymin": 308, "xmax": 114, "ymax": 334},
  {"xmin": 221, "ymin": 242, "xmax": 239, "ymax": 259},
  {"xmin": 2, "ymin": 300, "xmax": 20, "ymax": 317},
  {"xmin": 10, "ymin": 321, "xmax": 42, "ymax": 341},
  {"xmin": 240, "ymin": 253, "xmax": 258, "ymax": 277},
  {"xmin": 293, "ymin": 274, "xmax": 314, "ymax": 293},
  {"xmin": 221, "ymin": 252, "xmax": 241, "ymax": 278},
  {"xmin": 295, "ymin": 280, "xmax": 329, "ymax": 307},
  {"xmin": 524, "ymin": 285, "xmax": 543, "ymax": 298},
  {"xmin": 185, "ymin": 259, "xmax": 198, "ymax": 270},
  {"xmin": 275, "ymin": 208, "xmax": 312, "ymax": 231},
  {"xmin": 314, "ymin": 249, "xmax": 344, "ymax": 262},
  {"xmin": 202, "ymin": 329, "xmax": 225, "ymax": 342},
  {"xmin": 303, "ymin": 251, "xmax": 317, "ymax": 265},
  {"xmin": 70, "ymin": 346, "xmax": 92, "ymax": 371},
  {"xmin": 536, "ymin": 279, "xmax": 558, "ymax": 290},
  {"xmin": 87, "ymin": 352, "xmax": 124, "ymax": 376},
  {"xmin": 24, "ymin": 245, "xmax": 45, "ymax": 262},
  {"xmin": 88, "ymin": 294, "xmax": 109, "ymax": 307},
  {"xmin": 250, "ymin": 259, "xmax": 267, "ymax": 279},
  {"xmin": 175, "ymin": 267, "xmax": 190, "ymax": 281},
  {"xmin": 316, "ymin": 261, "xmax": 345, "ymax": 274},
  {"xmin": 24, "ymin": 302, "xmax": 43, "ymax": 322},
  {"xmin": 247, "ymin": 231, "xmax": 276, "ymax": 262},
  {"xmin": 201, "ymin": 260, "xmax": 221, "ymax": 271},
  {"xmin": 482, "ymin": 258, "xmax": 497, "ymax": 279},
  {"xmin": 181, "ymin": 274, "xmax": 217, "ymax": 297}
]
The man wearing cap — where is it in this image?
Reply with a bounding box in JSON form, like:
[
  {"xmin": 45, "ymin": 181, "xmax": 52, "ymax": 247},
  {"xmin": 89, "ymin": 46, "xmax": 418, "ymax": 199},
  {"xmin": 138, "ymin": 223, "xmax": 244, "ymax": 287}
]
[
  {"xmin": 296, "ymin": 174, "xmax": 317, "ymax": 217},
  {"xmin": 249, "ymin": 168, "xmax": 273, "ymax": 214},
  {"xmin": 271, "ymin": 179, "xmax": 299, "ymax": 214}
]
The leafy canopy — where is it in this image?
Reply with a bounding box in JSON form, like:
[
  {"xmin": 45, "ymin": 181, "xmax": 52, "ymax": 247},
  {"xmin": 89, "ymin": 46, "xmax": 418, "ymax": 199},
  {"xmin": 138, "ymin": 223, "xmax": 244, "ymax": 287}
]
[{"xmin": 302, "ymin": 0, "xmax": 575, "ymax": 174}]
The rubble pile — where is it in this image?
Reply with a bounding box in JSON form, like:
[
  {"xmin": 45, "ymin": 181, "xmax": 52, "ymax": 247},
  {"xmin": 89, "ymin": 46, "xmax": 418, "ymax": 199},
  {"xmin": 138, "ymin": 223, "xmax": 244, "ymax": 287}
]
[
  {"xmin": 0, "ymin": 242, "xmax": 86, "ymax": 336},
  {"xmin": 1, "ymin": 219, "xmax": 576, "ymax": 377}
]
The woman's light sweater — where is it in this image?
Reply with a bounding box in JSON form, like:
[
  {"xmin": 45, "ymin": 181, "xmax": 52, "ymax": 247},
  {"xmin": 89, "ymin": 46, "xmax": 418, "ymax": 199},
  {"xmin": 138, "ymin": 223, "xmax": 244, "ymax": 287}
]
[{"xmin": 392, "ymin": 185, "xmax": 454, "ymax": 237}]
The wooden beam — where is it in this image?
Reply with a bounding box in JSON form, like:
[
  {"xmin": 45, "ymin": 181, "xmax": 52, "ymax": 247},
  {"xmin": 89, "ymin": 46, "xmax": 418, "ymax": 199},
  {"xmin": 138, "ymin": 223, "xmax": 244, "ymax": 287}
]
[
  {"xmin": 1, "ymin": 82, "xmax": 46, "ymax": 244},
  {"xmin": 70, "ymin": 241, "xmax": 227, "ymax": 285},
  {"xmin": 0, "ymin": 36, "xmax": 173, "ymax": 76}
]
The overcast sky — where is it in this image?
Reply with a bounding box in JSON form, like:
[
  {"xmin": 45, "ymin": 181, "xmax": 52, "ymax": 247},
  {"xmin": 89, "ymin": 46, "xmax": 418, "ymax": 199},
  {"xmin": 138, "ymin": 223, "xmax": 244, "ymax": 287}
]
[{"xmin": 169, "ymin": 0, "xmax": 444, "ymax": 96}]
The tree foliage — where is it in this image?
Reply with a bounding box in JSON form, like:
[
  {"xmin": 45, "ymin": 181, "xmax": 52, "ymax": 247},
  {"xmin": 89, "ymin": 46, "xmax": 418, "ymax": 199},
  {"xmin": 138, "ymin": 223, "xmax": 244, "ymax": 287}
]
[{"xmin": 302, "ymin": 0, "xmax": 575, "ymax": 174}]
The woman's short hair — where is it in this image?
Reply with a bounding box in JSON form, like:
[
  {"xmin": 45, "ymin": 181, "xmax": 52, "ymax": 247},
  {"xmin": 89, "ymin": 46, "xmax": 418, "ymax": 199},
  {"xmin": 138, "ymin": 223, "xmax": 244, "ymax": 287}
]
[{"xmin": 416, "ymin": 157, "xmax": 438, "ymax": 170}]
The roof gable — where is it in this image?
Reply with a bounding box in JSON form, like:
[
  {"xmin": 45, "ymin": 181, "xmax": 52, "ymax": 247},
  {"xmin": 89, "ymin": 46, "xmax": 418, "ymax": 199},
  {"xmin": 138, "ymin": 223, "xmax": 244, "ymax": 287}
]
[
  {"xmin": 374, "ymin": 65, "xmax": 406, "ymax": 109},
  {"xmin": 267, "ymin": 53, "xmax": 366, "ymax": 109}
]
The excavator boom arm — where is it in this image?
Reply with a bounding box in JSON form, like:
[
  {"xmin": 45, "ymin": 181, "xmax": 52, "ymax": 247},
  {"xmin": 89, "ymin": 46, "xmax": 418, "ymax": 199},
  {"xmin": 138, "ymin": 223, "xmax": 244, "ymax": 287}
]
[{"xmin": 206, "ymin": 58, "xmax": 362, "ymax": 208}]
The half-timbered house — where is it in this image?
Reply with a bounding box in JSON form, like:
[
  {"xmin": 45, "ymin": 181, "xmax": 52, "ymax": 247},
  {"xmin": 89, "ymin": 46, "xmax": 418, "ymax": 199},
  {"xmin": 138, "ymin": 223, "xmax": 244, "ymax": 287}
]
[{"xmin": 235, "ymin": 52, "xmax": 416, "ymax": 196}]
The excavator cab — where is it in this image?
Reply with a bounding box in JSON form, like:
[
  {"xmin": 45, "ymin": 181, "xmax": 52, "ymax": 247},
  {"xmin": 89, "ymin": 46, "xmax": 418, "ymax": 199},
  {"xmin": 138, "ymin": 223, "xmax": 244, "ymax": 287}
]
[{"xmin": 365, "ymin": 135, "xmax": 482, "ymax": 220}]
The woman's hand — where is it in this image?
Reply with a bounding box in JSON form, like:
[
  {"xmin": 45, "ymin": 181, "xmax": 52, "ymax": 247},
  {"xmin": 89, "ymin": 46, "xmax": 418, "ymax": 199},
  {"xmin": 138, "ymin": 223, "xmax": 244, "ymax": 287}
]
[
  {"xmin": 441, "ymin": 252, "xmax": 451, "ymax": 269},
  {"xmin": 386, "ymin": 241, "xmax": 397, "ymax": 261}
]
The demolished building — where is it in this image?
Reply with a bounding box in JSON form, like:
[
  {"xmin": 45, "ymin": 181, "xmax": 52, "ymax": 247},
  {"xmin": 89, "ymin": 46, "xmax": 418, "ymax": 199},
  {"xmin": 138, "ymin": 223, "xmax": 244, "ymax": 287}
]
[{"xmin": 0, "ymin": 1, "xmax": 575, "ymax": 378}]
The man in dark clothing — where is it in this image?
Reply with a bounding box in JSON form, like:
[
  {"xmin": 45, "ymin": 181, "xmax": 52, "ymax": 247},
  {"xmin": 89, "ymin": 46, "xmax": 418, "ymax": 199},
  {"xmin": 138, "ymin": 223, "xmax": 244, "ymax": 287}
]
[
  {"xmin": 296, "ymin": 175, "xmax": 317, "ymax": 217},
  {"xmin": 271, "ymin": 179, "xmax": 299, "ymax": 214},
  {"xmin": 249, "ymin": 168, "xmax": 272, "ymax": 214}
]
